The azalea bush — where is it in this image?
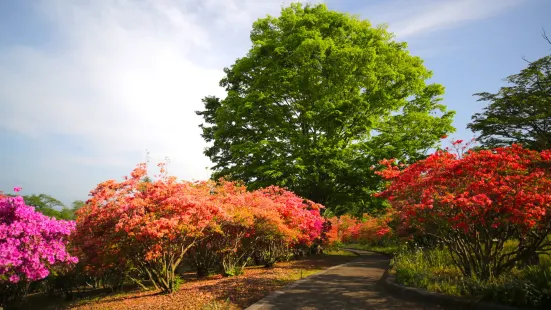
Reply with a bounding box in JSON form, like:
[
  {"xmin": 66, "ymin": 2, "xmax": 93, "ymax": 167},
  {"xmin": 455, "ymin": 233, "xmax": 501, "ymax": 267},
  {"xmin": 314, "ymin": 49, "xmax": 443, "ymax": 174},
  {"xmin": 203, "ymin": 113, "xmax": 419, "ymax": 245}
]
[
  {"xmin": 255, "ymin": 186, "xmax": 324, "ymax": 266},
  {"xmin": 74, "ymin": 163, "xmax": 325, "ymax": 293},
  {"xmin": 325, "ymin": 213, "xmax": 393, "ymax": 247},
  {"xmin": 0, "ymin": 188, "xmax": 77, "ymax": 308},
  {"xmin": 73, "ymin": 163, "xmax": 222, "ymax": 293},
  {"xmin": 377, "ymin": 143, "xmax": 551, "ymax": 280},
  {"xmin": 183, "ymin": 180, "xmax": 325, "ymax": 276},
  {"xmin": 204, "ymin": 181, "xmax": 266, "ymax": 276}
]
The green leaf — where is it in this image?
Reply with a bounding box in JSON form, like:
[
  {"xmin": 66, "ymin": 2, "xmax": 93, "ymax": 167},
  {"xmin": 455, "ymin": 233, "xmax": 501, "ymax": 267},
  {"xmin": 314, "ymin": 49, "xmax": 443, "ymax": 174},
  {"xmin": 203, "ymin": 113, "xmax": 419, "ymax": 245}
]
[
  {"xmin": 196, "ymin": 3, "xmax": 454, "ymax": 215},
  {"xmin": 468, "ymin": 52, "xmax": 551, "ymax": 151}
]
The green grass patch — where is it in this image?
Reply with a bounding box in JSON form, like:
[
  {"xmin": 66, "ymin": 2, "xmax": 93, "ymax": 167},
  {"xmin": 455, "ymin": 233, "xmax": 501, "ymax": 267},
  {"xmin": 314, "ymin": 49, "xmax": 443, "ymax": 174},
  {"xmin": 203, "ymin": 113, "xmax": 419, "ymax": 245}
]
[
  {"xmin": 344, "ymin": 243, "xmax": 400, "ymax": 255},
  {"xmin": 391, "ymin": 246, "xmax": 551, "ymax": 308},
  {"xmin": 271, "ymin": 268, "xmax": 322, "ymax": 286},
  {"xmin": 325, "ymin": 249, "xmax": 358, "ymax": 256}
]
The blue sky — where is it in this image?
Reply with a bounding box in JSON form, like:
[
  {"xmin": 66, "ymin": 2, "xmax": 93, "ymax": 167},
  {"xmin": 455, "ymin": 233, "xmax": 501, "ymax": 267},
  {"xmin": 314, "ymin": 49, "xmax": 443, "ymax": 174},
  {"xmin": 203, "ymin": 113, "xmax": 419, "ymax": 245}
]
[{"xmin": 1, "ymin": 0, "xmax": 550, "ymax": 206}]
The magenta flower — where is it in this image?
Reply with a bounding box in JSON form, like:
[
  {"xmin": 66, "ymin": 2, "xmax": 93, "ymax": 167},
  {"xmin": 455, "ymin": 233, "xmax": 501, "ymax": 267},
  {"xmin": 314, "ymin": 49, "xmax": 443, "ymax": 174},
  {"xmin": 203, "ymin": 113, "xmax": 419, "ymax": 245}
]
[
  {"xmin": 13, "ymin": 187, "xmax": 22, "ymax": 193},
  {"xmin": 0, "ymin": 193, "xmax": 77, "ymax": 284},
  {"xmin": 9, "ymin": 275, "xmax": 20, "ymax": 283}
]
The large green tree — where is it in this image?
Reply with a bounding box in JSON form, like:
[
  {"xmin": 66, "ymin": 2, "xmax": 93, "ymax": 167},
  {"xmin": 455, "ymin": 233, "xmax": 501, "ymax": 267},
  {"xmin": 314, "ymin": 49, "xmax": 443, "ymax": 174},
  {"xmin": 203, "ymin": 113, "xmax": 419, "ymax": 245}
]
[
  {"xmin": 468, "ymin": 38, "xmax": 551, "ymax": 150},
  {"xmin": 197, "ymin": 3, "xmax": 455, "ymax": 214}
]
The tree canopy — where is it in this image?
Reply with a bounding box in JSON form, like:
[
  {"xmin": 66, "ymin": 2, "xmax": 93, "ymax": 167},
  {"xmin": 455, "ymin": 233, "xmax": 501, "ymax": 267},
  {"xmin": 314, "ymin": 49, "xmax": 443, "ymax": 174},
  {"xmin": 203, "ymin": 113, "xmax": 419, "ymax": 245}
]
[
  {"xmin": 197, "ymin": 3, "xmax": 455, "ymax": 215},
  {"xmin": 468, "ymin": 40, "xmax": 551, "ymax": 150},
  {"xmin": 21, "ymin": 194, "xmax": 81, "ymax": 220}
]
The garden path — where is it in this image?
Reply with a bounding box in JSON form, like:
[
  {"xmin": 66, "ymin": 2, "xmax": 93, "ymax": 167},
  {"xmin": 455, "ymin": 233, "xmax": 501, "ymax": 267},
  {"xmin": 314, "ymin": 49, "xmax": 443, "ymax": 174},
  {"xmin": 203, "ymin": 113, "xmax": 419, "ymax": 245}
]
[{"xmin": 245, "ymin": 250, "xmax": 453, "ymax": 310}]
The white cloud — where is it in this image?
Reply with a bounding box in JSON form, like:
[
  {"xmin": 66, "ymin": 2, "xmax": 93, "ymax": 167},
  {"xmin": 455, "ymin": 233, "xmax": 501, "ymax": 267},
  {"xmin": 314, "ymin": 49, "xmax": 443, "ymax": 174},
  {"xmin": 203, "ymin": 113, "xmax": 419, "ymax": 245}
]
[
  {"xmin": 0, "ymin": 0, "xmax": 521, "ymax": 201},
  {"xmin": 363, "ymin": 0, "xmax": 525, "ymax": 38},
  {"xmin": 0, "ymin": 0, "xmax": 310, "ymax": 185}
]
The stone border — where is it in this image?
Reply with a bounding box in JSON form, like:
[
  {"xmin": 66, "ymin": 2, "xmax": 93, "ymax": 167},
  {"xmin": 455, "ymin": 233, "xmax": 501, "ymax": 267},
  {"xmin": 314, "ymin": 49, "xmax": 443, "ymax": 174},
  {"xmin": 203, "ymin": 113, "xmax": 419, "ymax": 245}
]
[
  {"xmin": 380, "ymin": 269, "xmax": 525, "ymax": 310},
  {"xmin": 245, "ymin": 250, "xmax": 362, "ymax": 310}
]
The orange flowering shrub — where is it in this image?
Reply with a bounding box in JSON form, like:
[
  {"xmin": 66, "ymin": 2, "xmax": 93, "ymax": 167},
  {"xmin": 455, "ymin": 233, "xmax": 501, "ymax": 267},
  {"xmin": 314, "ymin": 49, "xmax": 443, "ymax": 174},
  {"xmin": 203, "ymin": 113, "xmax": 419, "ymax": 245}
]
[
  {"xmin": 325, "ymin": 213, "xmax": 393, "ymax": 246},
  {"xmin": 73, "ymin": 163, "xmax": 220, "ymax": 293},
  {"xmin": 74, "ymin": 164, "xmax": 324, "ymax": 292}
]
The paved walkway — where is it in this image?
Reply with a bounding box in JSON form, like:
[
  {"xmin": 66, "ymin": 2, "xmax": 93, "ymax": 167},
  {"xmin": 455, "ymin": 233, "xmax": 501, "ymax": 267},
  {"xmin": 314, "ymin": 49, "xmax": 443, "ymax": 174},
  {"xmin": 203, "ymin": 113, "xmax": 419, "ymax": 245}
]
[{"xmin": 246, "ymin": 250, "xmax": 450, "ymax": 310}]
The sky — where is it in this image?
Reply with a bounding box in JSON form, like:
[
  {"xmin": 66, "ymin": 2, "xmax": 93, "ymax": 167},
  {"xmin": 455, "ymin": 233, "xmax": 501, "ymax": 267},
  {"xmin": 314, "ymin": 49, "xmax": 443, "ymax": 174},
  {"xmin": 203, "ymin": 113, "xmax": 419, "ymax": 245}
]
[{"xmin": 1, "ymin": 0, "xmax": 550, "ymax": 206}]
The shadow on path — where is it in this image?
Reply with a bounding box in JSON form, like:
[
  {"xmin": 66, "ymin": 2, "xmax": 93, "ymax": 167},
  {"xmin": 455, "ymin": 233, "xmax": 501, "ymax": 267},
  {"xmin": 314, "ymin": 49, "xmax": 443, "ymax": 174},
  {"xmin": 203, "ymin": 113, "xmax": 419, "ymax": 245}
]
[{"xmin": 246, "ymin": 250, "xmax": 454, "ymax": 310}]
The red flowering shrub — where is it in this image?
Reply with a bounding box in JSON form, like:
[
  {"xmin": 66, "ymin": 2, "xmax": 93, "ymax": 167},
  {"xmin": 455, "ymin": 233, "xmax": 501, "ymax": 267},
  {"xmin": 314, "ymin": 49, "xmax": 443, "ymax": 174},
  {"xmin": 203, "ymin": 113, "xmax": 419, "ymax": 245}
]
[
  {"xmin": 202, "ymin": 181, "xmax": 284, "ymax": 275},
  {"xmin": 74, "ymin": 164, "xmax": 325, "ymax": 291},
  {"xmin": 377, "ymin": 144, "xmax": 551, "ymax": 280},
  {"xmin": 203, "ymin": 181, "xmax": 325, "ymax": 273},
  {"xmin": 73, "ymin": 163, "xmax": 221, "ymax": 293},
  {"xmin": 325, "ymin": 213, "xmax": 392, "ymax": 246}
]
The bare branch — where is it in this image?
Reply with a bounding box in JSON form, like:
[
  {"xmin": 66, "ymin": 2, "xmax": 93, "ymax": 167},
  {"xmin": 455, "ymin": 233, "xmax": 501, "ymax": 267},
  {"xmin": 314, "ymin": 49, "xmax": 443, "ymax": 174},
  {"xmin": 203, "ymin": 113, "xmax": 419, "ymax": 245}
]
[{"xmin": 543, "ymin": 28, "xmax": 551, "ymax": 46}]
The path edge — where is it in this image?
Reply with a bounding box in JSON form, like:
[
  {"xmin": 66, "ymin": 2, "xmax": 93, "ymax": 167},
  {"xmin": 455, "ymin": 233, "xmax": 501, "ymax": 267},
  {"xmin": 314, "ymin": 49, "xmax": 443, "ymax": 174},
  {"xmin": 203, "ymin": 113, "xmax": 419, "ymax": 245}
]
[
  {"xmin": 380, "ymin": 267, "xmax": 525, "ymax": 310},
  {"xmin": 244, "ymin": 250, "xmax": 362, "ymax": 310}
]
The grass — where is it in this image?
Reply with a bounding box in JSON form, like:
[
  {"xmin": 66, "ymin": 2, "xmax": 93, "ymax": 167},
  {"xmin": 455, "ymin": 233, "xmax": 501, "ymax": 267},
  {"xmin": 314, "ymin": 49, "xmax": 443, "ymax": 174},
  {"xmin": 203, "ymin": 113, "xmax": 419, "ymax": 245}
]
[
  {"xmin": 270, "ymin": 250, "xmax": 357, "ymax": 286},
  {"xmin": 343, "ymin": 243, "xmax": 400, "ymax": 255},
  {"xmin": 22, "ymin": 251, "xmax": 356, "ymax": 310},
  {"xmin": 325, "ymin": 249, "xmax": 358, "ymax": 257},
  {"xmin": 270, "ymin": 269, "xmax": 321, "ymax": 286},
  {"xmin": 391, "ymin": 247, "xmax": 462, "ymax": 296},
  {"xmin": 391, "ymin": 246, "xmax": 551, "ymax": 308}
]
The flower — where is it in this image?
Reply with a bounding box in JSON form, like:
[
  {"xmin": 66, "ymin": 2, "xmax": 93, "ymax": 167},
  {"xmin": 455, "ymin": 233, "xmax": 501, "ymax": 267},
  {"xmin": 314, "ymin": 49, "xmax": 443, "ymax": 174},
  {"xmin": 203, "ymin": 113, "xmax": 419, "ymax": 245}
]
[
  {"xmin": 9, "ymin": 274, "xmax": 20, "ymax": 283},
  {"xmin": 13, "ymin": 186, "xmax": 22, "ymax": 193},
  {"xmin": 0, "ymin": 194, "xmax": 77, "ymax": 284}
]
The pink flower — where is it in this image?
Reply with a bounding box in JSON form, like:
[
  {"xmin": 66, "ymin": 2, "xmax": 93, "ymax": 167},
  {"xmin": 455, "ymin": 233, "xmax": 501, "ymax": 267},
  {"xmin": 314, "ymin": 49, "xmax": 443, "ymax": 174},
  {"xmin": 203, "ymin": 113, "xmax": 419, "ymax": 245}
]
[
  {"xmin": 9, "ymin": 274, "xmax": 20, "ymax": 283},
  {"xmin": 13, "ymin": 186, "xmax": 22, "ymax": 193},
  {"xmin": 0, "ymin": 195, "xmax": 77, "ymax": 284}
]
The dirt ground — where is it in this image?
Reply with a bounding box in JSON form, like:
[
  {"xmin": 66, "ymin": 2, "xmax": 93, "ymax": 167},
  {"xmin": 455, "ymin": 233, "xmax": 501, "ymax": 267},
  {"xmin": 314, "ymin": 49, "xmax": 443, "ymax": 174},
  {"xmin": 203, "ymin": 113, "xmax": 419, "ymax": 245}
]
[{"xmin": 22, "ymin": 251, "xmax": 357, "ymax": 310}]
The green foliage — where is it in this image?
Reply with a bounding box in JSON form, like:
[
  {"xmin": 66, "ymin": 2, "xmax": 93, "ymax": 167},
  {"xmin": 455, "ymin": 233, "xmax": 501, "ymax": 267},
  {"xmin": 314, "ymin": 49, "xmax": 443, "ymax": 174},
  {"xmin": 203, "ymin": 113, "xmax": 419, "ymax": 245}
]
[
  {"xmin": 468, "ymin": 43, "xmax": 551, "ymax": 150},
  {"xmin": 0, "ymin": 280, "xmax": 29, "ymax": 309},
  {"xmin": 223, "ymin": 265, "xmax": 245, "ymax": 277},
  {"xmin": 259, "ymin": 241, "xmax": 293, "ymax": 267},
  {"xmin": 71, "ymin": 200, "xmax": 85, "ymax": 213},
  {"xmin": 324, "ymin": 250, "xmax": 357, "ymax": 257},
  {"xmin": 23, "ymin": 193, "xmax": 66, "ymax": 217},
  {"xmin": 392, "ymin": 246, "xmax": 462, "ymax": 296},
  {"xmin": 392, "ymin": 246, "xmax": 551, "ymax": 308},
  {"xmin": 462, "ymin": 266, "xmax": 551, "ymax": 308},
  {"xmin": 344, "ymin": 242, "xmax": 400, "ymax": 255},
  {"xmin": 197, "ymin": 3, "xmax": 455, "ymax": 215},
  {"xmin": 202, "ymin": 298, "xmax": 232, "ymax": 310},
  {"xmin": 172, "ymin": 275, "xmax": 183, "ymax": 291},
  {"xmin": 20, "ymin": 194, "xmax": 83, "ymax": 220}
]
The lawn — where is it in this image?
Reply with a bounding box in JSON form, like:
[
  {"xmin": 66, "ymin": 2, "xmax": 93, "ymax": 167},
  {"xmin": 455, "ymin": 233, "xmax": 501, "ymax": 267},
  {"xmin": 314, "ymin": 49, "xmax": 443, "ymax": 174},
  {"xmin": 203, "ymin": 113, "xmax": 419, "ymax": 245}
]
[
  {"xmin": 24, "ymin": 251, "xmax": 357, "ymax": 310},
  {"xmin": 344, "ymin": 243, "xmax": 400, "ymax": 256}
]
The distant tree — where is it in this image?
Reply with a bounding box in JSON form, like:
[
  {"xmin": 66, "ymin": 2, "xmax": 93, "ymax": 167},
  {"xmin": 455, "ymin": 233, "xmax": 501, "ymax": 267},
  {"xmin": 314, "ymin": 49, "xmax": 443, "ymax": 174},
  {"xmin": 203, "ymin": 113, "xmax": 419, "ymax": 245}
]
[
  {"xmin": 23, "ymin": 194, "xmax": 65, "ymax": 217},
  {"xmin": 196, "ymin": 3, "xmax": 455, "ymax": 215},
  {"xmin": 22, "ymin": 194, "xmax": 77, "ymax": 220},
  {"xmin": 71, "ymin": 200, "xmax": 85, "ymax": 213},
  {"xmin": 468, "ymin": 33, "xmax": 551, "ymax": 150}
]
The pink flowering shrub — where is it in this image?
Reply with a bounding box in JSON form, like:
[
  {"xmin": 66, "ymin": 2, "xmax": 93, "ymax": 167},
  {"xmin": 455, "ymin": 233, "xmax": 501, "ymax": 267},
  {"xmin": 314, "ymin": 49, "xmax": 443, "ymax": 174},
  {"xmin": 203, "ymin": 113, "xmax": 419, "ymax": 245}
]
[{"xmin": 0, "ymin": 189, "xmax": 77, "ymax": 307}]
